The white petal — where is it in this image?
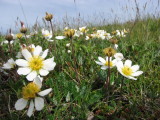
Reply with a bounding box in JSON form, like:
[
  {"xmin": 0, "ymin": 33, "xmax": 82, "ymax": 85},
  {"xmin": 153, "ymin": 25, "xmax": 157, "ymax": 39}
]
[
  {"xmin": 43, "ymin": 57, "xmax": 56, "ymax": 71},
  {"xmin": 127, "ymin": 76, "xmax": 137, "ymax": 80},
  {"xmin": 98, "ymin": 57, "xmax": 106, "ymax": 64},
  {"xmin": 105, "ymin": 56, "xmax": 112, "ymax": 61},
  {"xmin": 41, "ymin": 49, "xmax": 48, "ymax": 59},
  {"xmin": 114, "ymin": 53, "xmax": 123, "ymax": 61},
  {"xmin": 22, "ymin": 49, "xmax": 32, "ymax": 61},
  {"xmin": 47, "ymin": 39, "xmax": 54, "ymax": 42},
  {"xmin": 55, "ymin": 36, "xmax": 65, "ymax": 40},
  {"xmin": 15, "ymin": 98, "xmax": 28, "ymax": 110},
  {"xmin": 112, "ymin": 59, "xmax": 117, "ymax": 66},
  {"xmin": 38, "ymin": 88, "xmax": 52, "ymax": 96},
  {"xmin": 39, "ymin": 69, "xmax": 49, "ymax": 76},
  {"xmin": 16, "ymin": 59, "xmax": 28, "ymax": 67},
  {"xmin": 26, "ymin": 71, "xmax": 37, "ymax": 81},
  {"xmin": 2, "ymin": 63, "xmax": 12, "ymax": 69},
  {"xmin": 27, "ymin": 100, "xmax": 34, "ymax": 117},
  {"xmin": 33, "ymin": 76, "xmax": 42, "ymax": 88},
  {"xmin": 8, "ymin": 58, "xmax": 15, "ymax": 64},
  {"xmin": 17, "ymin": 67, "xmax": 31, "ymax": 75},
  {"xmin": 101, "ymin": 66, "xmax": 108, "ymax": 70},
  {"xmin": 124, "ymin": 60, "xmax": 132, "ymax": 67},
  {"xmin": 33, "ymin": 46, "xmax": 42, "ymax": 56},
  {"xmin": 35, "ymin": 97, "xmax": 44, "ymax": 111},
  {"xmin": 116, "ymin": 61, "xmax": 123, "ymax": 69},
  {"xmin": 131, "ymin": 65, "xmax": 140, "ymax": 72},
  {"xmin": 132, "ymin": 71, "xmax": 143, "ymax": 76},
  {"xmin": 95, "ymin": 61, "xmax": 104, "ymax": 66}
]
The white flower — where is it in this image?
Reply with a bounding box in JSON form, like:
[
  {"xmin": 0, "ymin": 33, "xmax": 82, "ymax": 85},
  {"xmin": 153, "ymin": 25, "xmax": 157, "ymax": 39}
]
[
  {"xmin": 16, "ymin": 45, "xmax": 56, "ymax": 81},
  {"xmin": 67, "ymin": 50, "xmax": 71, "ymax": 53},
  {"xmin": 114, "ymin": 44, "xmax": 118, "ymax": 49},
  {"xmin": 114, "ymin": 53, "xmax": 124, "ymax": 61},
  {"xmin": 42, "ymin": 29, "xmax": 52, "ymax": 40},
  {"xmin": 55, "ymin": 36, "xmax": 66, "ymax": 40},
  {"xmin": 15, "ymin": 77, "xmax": 52, "ymax": 117},
  {"xmin": 1, "ymin": 40, "xmax": 14, "ymax": 45},
  {"xmin": 95, "ymin": 57, "xmax": 117, "ymax": 70},
  {"xmin": 74, "ymin": 30, "xmax": 81, "ymax": 37},
  {"xmin": 85, "ymin": 36, "xmax": 90, "ymax": 40},
  {"xmin": 116, "ymin": 60, "xmax": 143, "ymax": 80},
  {"xmin": 79, "ymin": 26, "xmax": 88, "ymax": 34},
  {"xmin": 2, "ymin": 58, "xmax": 16, "ymax": 69},
  {"xmin": 66, "ymin": 43, "xmax": 70, "ymax": 47}
]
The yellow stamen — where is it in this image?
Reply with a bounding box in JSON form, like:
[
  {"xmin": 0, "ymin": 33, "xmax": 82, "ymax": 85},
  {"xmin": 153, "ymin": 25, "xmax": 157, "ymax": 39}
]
[
  {"xmin": 105, "ymin": 61, "xmax": 113, "ymax": 67},
  {"xmin": 29, "ymin": 56, "xmax": 43, "ymax": 71},
  {"xmin": 122, "ymin": 66, "xmax": 133, "ymax": 76},
  {"xmin": 16, "ymin": 33, "xmax": 23, "ymax": 39},
  {"xmin": 44, "ymin": 33, "xmax": 51, "ymax": 37},
  {"xmin": 22, "ymin": 82, "xmax": 40, "ymax": 99}
]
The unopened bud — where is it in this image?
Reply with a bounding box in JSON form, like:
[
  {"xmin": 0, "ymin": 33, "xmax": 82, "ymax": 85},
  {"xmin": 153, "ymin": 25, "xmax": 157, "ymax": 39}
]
[
  {"xmin": 45, "ymin": 12, "xmax": 53, "ymax": 21},
  {"xmin": 20, "ymin": 27, "xmax": 27, "ymax": 34},
  {"xmin": 5, "ymin": 34, "xmax": 13, "ymax": 42}
]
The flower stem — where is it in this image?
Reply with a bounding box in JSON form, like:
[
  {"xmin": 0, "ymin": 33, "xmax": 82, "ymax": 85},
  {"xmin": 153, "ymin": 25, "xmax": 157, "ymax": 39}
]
[
  {"xmin": 120, "ymin": 77, "xmax": 124, "ymax": 97},
  {"xmin": 105, "ymin": 56, "xmax": 111, "ymax": 101},
  {"xmin": 70, "ymin": 37, "xmax": 80, "ymax": 83},
  {"xmin": 8, "ymin": 41, "xmax": 13, "ymax": 57},
  {"xmin": 49, "ymin": 20, "xmax": 56, "ymax": 53},
  {"xmin": 105, "ymin": 56, "xmax": 111, "ymax": 89}
]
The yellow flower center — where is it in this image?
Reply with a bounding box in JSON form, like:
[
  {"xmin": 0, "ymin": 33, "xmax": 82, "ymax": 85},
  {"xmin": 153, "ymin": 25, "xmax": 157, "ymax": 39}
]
[
  {"xmin": 22, "ymin": 82, "xmax": 40, "ymax": 99},
  {"xmin": 81, "ymin": 28, "xmax": 86, "ymax": 33},
  {"xmin": 16, "ymin": 33, "xmax": 23, "ymax": 39},
  {"xmin": 28, "ymin": 47, "xmax": 35, "ymax": 53},
  {"xmin": 44, "ymin": 33, "xmax": 51, "ymax": 37},
  {"xmin": 29, "ymin": 56, "xmax": 44, "ymax": 71},
  {"xmin": 105, "ymin": 61, "xmax": 113, "ymax": 67},
  {"xmin": 122, "ymin": 66, "xmax": 133, "ymax": 76}
]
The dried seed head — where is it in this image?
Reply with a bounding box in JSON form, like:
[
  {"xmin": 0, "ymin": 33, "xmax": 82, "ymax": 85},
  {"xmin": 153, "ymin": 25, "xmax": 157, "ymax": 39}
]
[
  {"xmin": 103, "ymin": 47, "xmax": 116, "ymax": 57},
  {"xmin": 64, "ymin": 29, "xmax": 75, "ymax": 38},
  {"xmin": 45, "ymin": 12, "xmax": 53, "ymax": 21},
  {"xmin": 109, "ymin": 38, "xmax": 118, "ymax": 44},
  {"xmin": 112, "ymin": 31, "xmax": 117, "ymax": 35}
]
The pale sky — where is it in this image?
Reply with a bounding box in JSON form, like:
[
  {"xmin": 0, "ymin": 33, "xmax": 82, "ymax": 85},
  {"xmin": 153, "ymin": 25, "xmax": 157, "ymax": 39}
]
[{"xmin": 0, "ymin": 0, "xmax": 160, "ymax": 33}]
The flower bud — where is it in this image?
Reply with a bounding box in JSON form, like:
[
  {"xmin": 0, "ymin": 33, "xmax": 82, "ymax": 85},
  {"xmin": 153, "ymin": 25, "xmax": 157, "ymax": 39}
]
[
  {"xmin": 5, "ymin": 34, "xmax": 13, "ymax": 42},
  {"xmin": 20, "ymin": 28, "xmax": 27, "ymax": 34},
  {"xmin": 103, "ymin": 47, "xmax": 116, "ymax": 57},
  {"xmin": 45, "ymin": 12, "xmax": 53, "ymax": 21},
  {"xmin": 20, "ymin": 21, "xmax": 27, "ymax": 34}
]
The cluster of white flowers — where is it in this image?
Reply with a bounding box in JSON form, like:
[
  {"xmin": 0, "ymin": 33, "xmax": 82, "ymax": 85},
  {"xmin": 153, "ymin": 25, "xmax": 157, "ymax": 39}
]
[
  {"xmin": 1, "ymin": 44, "xmax": 56, "ymax": 117},
  {"xmin": 96, "ymin": 52, "xmax": 143, "ymax": 80}
]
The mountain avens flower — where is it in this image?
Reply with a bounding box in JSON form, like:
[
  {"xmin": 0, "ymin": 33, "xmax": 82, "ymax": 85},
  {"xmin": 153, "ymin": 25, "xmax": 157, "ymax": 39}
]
[
  {"xmin": 16, "ymin": 45, "xmax": 56, "ymax": 81},
  {"xmin": 2, "ymin": 58, "xmax": 16, "ymax": 69},
  {"xmin": 116, "ymin": 60, "xmax": 143, "ymax": 80},
  {"xmin": 95, "ymin": 57, "xmax": 117, "ymax": 70},
  {"xmin": 15, "ymin": 77, "xmax": 52, "ymax": 117}
]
